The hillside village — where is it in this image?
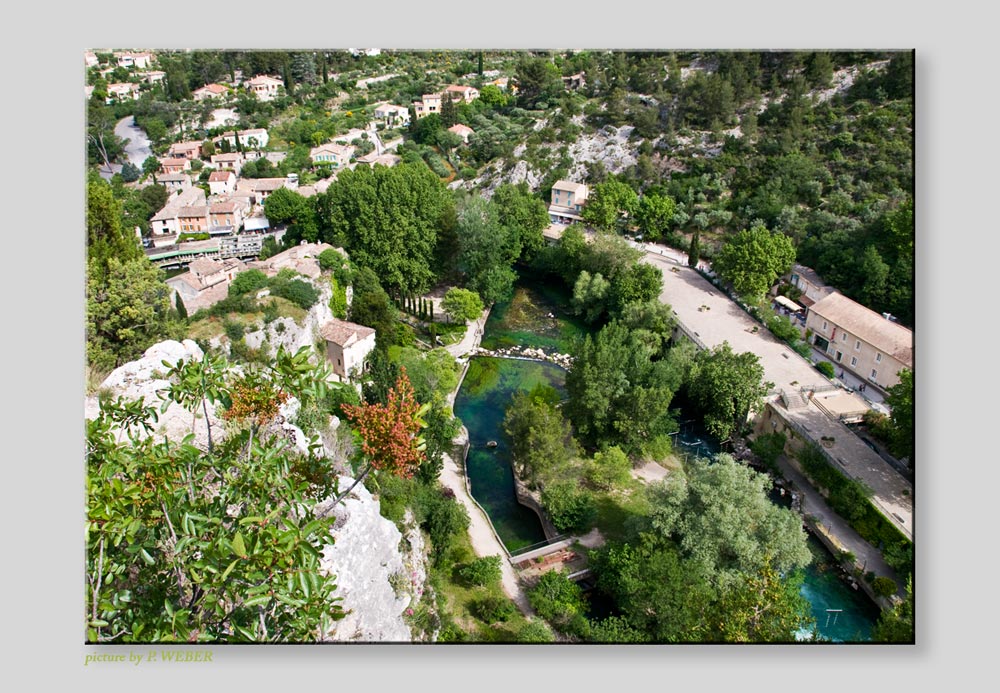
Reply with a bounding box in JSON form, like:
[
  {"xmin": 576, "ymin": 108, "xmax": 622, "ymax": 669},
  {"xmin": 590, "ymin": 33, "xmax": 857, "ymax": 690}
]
[{"xmin": 85, "ymin": 49, "xmax": 915, "ymax": 644}]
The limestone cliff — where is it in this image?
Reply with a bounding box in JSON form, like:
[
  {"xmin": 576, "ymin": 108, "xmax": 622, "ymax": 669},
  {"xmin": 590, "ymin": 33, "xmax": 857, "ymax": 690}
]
[{"xmin": 85, "ymin": 338, "xmax": 426, "ymax": 643}]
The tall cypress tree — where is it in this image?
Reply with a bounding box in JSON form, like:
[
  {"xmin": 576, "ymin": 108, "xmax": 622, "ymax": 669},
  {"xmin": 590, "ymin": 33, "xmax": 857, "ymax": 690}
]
[{"xmin": 175, "ymin": 292, "xmax": 188, "ymax": 320}]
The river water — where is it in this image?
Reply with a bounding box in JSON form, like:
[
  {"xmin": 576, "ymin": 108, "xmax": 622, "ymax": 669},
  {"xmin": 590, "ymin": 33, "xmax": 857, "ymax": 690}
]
[{"xmin": 453, "ymin": 280, "xmax": 881, "ymax": 641}]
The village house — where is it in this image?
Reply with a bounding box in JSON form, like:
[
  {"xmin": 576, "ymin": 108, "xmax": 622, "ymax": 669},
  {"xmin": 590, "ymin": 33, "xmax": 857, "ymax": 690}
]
[
  {"xmin": 144, "ymin": 70, "xmax": 166, "ymax": 85},
  {"xmin": 485, "ymin": 76, "xmax": 515, "ymax": 93},
  {"xmin": 562, "ymin": 72, "xmax": 586, "ymax": 90},
  {"xmin": 373, "ymin": 103, "xmax": 411, "ymax": 128},
  {"xmin": 319, "ymin": 318, "xmax": 377, "ymax": 383},
  {"xmin": 787, "ymin": 263, "xmax": 836, "ymax": 308},
  {"xmin": 106, "ymin": 82, "xmax": 140, "ymax": 103},
  {"xmin": 213, "ymin": 128, "xmax": 269, "ymax": 151},
  {"xmin": 159, "ymin": 157, "xmax": 191, "ymax": 175},
  {"xmin": 356, "ymin": 152, "xmax": 401, "ymax": 169},
  {"xmin": 84, "ymin": 51, "xmax": 99, "ymax": 68},
  {"xmin": 166, "ymin": 257, "xmax": 248, "ymax": 313},
  {"xmin": 157, "ymin": 172, "xmax": 192, "ymax": 194},
  {"xmin": 208, "ymin": 200, "xmax": 245, "ymax": 233},
  {"xmin": 236, "ymin": 177, "xmax": 288, "ymax": 205},
  {"xmin": 208, "ymin": 170, "xmax": 237, "ymax": 196},
  {"xmin": 310, "ymin": 142, "xmax": 354, "ymax": 168},
  {"xmin": 193, "ymin": 83, "xmax": 228, "ymax": 101},
  {"xmin": 447, "ymin": 123, "xmax": 474, "ymax": 144},
  {"xmin": 177, "ymin": 205, "xmax": 210, "ymax": 234},
  {"xmin": 246, "ymin": 75, "xmax": 283, "ymax": 101},
  {"xmin": 115, "ymin": 51, "xmax": 154, "ymax": 70},
  {"xmin": 413, "ymin": 93, "xmax": 442, "ymax": 119},
  {"xmin": 444, "ymin": 84, "xmax": 480, "ymax": 103},
  {"xmin": 150, "ymin": 188, "xmax": 207, "ymax": 237},
  {"xmin": 804, "ymin": 291, "xmax": 913, "ymax": 391},
  {"xmin": 548, "ymin": 180, "xmax": 590, "ymax": 224},
  {"xmin": 167, "ymin": 140, "xmax": 203, "ymax": 161},
  {"xmin": 210, "ymin": 152, "xmax": 245, "ymax": 175}
]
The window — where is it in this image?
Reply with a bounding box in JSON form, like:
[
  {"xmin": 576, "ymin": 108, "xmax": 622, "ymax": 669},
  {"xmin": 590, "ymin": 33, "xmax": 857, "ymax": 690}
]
[
  {"xmin": 822, "ymin": 321, "xmax": 828, "ymax": 331},
  {"xmin": 876, "ymin": 353, "xmax": 882, "ymax": 363},
  {"xmin": 851, "ymin": 356, "xmax": 858, "ymax": 367},
  {"xmin": 871, "ymin": 369, "xmax": 877, "ymax": 379},
  {"xmin": 855, "ymin": 340, "xmax": 862, "ymax": 351},
  {"xmin": 841, "ymin": 332, "xmax": 847, "ymax": 342},
  {"xmin": 835, "ymin": 351, "xmax": 843, "ymax": 362}
]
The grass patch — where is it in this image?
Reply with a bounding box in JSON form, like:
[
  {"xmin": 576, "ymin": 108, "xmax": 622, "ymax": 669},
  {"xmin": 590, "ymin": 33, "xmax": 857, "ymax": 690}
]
[
  {"xmin": 186, "ymin": 296, "xmax": 307, "ymax": 342},
  {"xmin": 591, "ymin": 484, "xmax": 652, "ymax": 544}
]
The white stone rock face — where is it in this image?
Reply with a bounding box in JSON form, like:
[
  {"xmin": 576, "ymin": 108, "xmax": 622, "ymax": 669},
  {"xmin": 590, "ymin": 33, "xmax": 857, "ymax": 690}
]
[
  {"xmin": 84, "ymin": 339, "xmax": 225, "ymax": 449},
  {"xmin": 319, "ymin": 477, "xmax": 413, "ymax": 642}
]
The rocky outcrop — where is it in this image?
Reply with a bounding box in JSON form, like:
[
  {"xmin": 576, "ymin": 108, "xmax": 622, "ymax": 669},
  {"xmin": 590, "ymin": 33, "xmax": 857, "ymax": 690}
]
[
  {"xmin": 473, "ymin": 345, "xmax": 573, "ymax": 369},
  {"xmin": 316, "ymin": 478, "xmax": 413, "ymax": 642},
  {"xmin": 83, "ymin": 339, "xmax": 226, "ymax": 449},
  {"xmin": 85, "ymin": 338, "xmax": 425, "ymax": 643}
]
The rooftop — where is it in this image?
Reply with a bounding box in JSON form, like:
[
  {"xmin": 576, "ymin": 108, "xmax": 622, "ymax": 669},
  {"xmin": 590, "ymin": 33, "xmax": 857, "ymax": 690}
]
[
  {"xmin": 808, "ymin": 292, "xmax": 913, "ymax": 367},
  {"xmin": 320, "ymin": 319, "xmax": 376, "ymax": 347}
]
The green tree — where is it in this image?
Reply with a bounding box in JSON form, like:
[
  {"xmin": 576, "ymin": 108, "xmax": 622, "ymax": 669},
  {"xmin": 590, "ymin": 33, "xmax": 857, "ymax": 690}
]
[
  {"xmin": 565, "ymin": 321, "xmax": 679, "ymax": 455},
  {"xmin": 712, "ymin": 225, "xmax": 796, "ymax": 301},
  {"xmin": 582, "ymin": 179, "xmax": 638, "ymax": 233},
  {"xmin": 228, "ymin": 269, "xmax": 269, "ymax": 296},
  {"xmin": 349, "ymin": 267, "xmax": 399, "ymax": 351},
  {"xmin": 635, "ymin": 194, "xmax": 676, "ymax": 241},
  {"xmin": 455, "ymin": 196, "xmax": 520, "ymax": 305},
  {"xmin": 317, "ymin": 163, "xmax": 453, "ymax": 295},
  {"xmin": 687, "ymin": 342, "xmax": 770, "ymax": 440},
  {"xmin": 175, "ymin": 292, "xmax": 188, "ymax": 320},
  {"xmin": 503, "ymin": 391, "xmax": 579, "ymax": 487},
  {"xmin": 586, "ymin": 445, "xmax": 632, "ymax": 491},
  {"xmin": 527, "ymin": 570, "xmax": 590, "ymax": 638},
  {"xmin": 886, "ymin": 368, "xmax": 914, "ymax": 463},
  {"xmin": 441, "ymin": 287, "xmax": 484, "ymax": 323},
  {"xmin": 648, "ymin": 455, "xmax": 812, "ymax": 591},
  {"xmin": 872, "ymin": 576, "xmax": 913, "ymax": 643},
  {"xmin": 86, "ymin": 360, "xmax": 344, "ymax": 643},
  {"xmin": 492, "ymin": 182, "xmax": 550, "ymax": 262},
  {"xmin": 514, "ymin": 56, "xmax": 562, "ymax": 109},
  {"xmin": 391, "ymin": 347, "xmax": 460, "ymax": 404},
  {"xmin": 87, "ymin": 180, "xmax": 142, "ymax": 282},
  {"xmin": 87, "ymin": 257, "xmax": 181, "ymax": 372},
  {"xmin": 571, "ymin": 270, "xmax": 610, "ymax": 324}
]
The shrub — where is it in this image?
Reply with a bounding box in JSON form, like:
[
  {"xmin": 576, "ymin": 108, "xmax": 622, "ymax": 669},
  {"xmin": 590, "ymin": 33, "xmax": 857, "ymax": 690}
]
[
  {"xmin": 816, "ymin": 361, "xmax": 836, "ymax": 378},
  {"xmin": 262, "ymin": 300, "xmax": 280, "ymax": 324},
  {"xmin": 457, "ymin": 555, "xmax": 503, "ymax": 588},
  {"xmin": 541, "ymin": 480, "xmax": 597, "ymax": 534},
  {"xmin": 223, "ymin": 319, "xmax": 245, "ymax": 342},
  {"xmin": 516, "ymin": 620, "xmax": 555, "ymax": 643},
  {"xmin": 270, "ymin": 278, "xmax": 320, "ymax": 309},
  {"xmin": 229, "ymin": 269, "xmax": 270, "ymax": 297},
  {"xmin": 528, "ymin": 570, "xmax": 590, "ymax": 637},
  {"xmin": 750, "ymin": 432, "xmax": 787, "ymax": 470},
  {"xmin": 318, "ymin": 248, "xmax": 347, "ymax": 272},
  {"xmin": 471, "ymin": 595, "xmax": 516, "ymax": 624},
  {"xmin": 872, "ymin": 576, "xmax": 898, "ymax": 598}
]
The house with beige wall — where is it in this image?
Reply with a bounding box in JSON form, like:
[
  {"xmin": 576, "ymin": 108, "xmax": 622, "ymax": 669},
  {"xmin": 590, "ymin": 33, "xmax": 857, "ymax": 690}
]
[
  {"xmin": 805, "ymin": 292, "xmax": 913, "ymax": 391},
  {"xmin": 246, "ymin": 75, "xmax": 283, "ymax": 101},
  {"xmin": 160, "ymin": 157, "xmax": 191, "ymax": 175},
  {"xmin": 788, "ymin": 264, "xmax": 836, "ymax": 308},
  {"xmin": 168, "ymin": 140, "xmax": 203, "ymax": 160},
  {"xmin": 310, "ymin": 142, "xmax": 354, "ymax": 168},
  {"xmin": 208, "ymin": 170, "xmax": 237, "ymax": 196},
  {"xmin": 166, "ymin": 257, "xmax": 247, "ymax": 312},
  {"xmin": 413, "ymin": 93, "xmax": 442, "ymax": 118},
  {"xmin": 548, "ymin": 180, "xmax": 589, "ymax": 224},
  {"xmin": 193, "ymin": 83, "xmax": 228, "ymax": 101},
  {"xmin": 444, "ymin": 84, "xmax": 480, "ymax": 103},
  {"xmin": 320, "ymin": 319, "xmax": 377, "ymax": 382}
]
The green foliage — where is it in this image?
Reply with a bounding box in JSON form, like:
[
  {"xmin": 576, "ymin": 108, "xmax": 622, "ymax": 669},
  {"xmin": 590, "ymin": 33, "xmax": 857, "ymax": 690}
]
[
  {"xmin": 816, "ymin": 360, "xmax": 836, "ymax": 379},
  {"xmin": 87, "ymin": 256, "xmax": 182, "ymax": 372},
  {"xmin": 713, "ymin": 225, "xmax": 796, "ymax": 301},
  {"xmin": 268, "ymin": 276, "xmax": 320, "ymax": 309},
  {"xmin": 541, "ymin": 480, "xmax": 597, "ymax": 534},
  {"xmin": 441, "ymin": 287, "xmax": 484, "ymax": 323},
  {"xmin": 571, "ymin": 270, "xmax": 610, "ymax": 324},
  {"xmin": 87, "ymin": 180, "xmax": 142, "ymax": 283},
  {"xmin": 329, "ymin": 276, "xmax": 348, "ymax": 320},
  {"xmin": 174, "ymin": 292, "xmax": 188, "ymax": 320},
  {"xmin": 86, "ymin": 356, "xmax": 344, "ymax": 643},
  {"xmin": 527, "ymin": 570, "xmax": 590, "ymax": 638},
  {"xmin": 749, "ymin": 432, "xmax": 787, "ymax": 470},
  {"xmin": 318, "ymin": 162, "xmax": 453, "ymax": 295},
  {"xmin": 228, "ymin": 269, "xmax": 269, "ymax": 297},
  {"xmin": 223, "ymin": 319, "xmax": 245, "ymax": 342},
  {"xmin": 648, "ymin": 455, "xmax": 812, "ymax": 590},
  {"xmin": 886, "ymin": 368, "xmax": 913, "ymax": 462},
  {"xmin": 872, "ymin": 576, "xmax": 898, "ymax": 599},
  {"xmin": 492, "ymin": 182, "xmax": 550, "ymax": 261},
  {"xmin": 471, "ymin": 595, "xmax": 517, "ymax": 624},
  {"xmin": 515, "ymin": 620, "xmax": 555, "ymax": 643},
  {"xmin": 872, "ymin": 576, "xmax": 913, "ymax": 643},
  {"xmin": 582, "ymin": 178, "xmax": 638, "ymax": 232},
  {"xmin": 566, "ymin": 321, "xmax": 680, "ymax": 455},
  {"xmin": 457, "ymin": 555, "xmax": 503, "ymax": 588},
  {"xmin": 503, "ymin": 391, "xmax": 579, "ymax": 487},
  {"xmin": 635, "ymin": 193, "xmax": 677, "ymax": 240},
  {"xmin": 586, "ymin": 446, "xmax": 633, "ymax": 491},
  {"xmin": 456, "ymin": 196, "xmax": 520, "ymax": 305},
  {"xmin": 419, "ymin": 489, "xmax": 470, "ymax": 566},
  {"xmin": 687, "ymin": 341, "xmax": 769, "ymax": 440},
  {"xmin": 391, "ymin": 347, "xmax": 460, "ymax": 404}
]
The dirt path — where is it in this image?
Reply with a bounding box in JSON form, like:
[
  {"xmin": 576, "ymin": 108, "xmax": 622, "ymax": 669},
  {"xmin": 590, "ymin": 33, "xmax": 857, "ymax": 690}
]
[{"xmin": 438, "ymin": 448, "xmax": 533, "ymax": 614}]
